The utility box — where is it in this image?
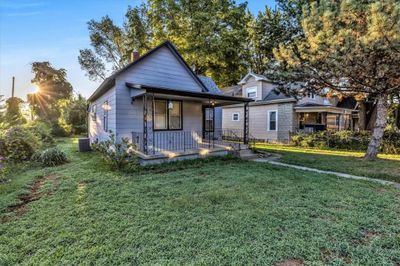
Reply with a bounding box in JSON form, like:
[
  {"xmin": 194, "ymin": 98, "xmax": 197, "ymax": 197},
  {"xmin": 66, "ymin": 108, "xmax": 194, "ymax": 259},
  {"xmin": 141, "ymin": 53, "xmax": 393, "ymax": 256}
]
[{"xmin": 78, "ymin": 138, "xmax": 91, "ymax": 152}]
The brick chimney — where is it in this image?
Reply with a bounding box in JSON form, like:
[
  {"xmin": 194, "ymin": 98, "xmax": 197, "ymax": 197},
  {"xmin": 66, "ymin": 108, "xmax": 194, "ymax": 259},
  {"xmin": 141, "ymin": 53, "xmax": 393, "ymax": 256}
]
[{"xmin": 131, "ymin": 51, "xmax": 140, "ymax": 62}]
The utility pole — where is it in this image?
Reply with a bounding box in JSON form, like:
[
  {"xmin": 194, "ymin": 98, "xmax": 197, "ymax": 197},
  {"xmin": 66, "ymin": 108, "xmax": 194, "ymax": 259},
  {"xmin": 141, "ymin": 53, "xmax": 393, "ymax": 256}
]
[{"xmin": 11, "ymin": 76, "xmax": 15, "ymax": 98}]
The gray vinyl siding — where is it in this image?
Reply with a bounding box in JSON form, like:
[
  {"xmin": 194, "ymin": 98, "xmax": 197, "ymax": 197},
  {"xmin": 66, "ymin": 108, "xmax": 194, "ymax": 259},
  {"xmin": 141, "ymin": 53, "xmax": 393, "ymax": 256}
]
[
  {"xmin": 297, "ymin": 94, "xmax": 332, "ymax": 106},
  {"xmin": 88, "ymin": 86, "xmax": 116, "ymax": 142},
  {"xmin": 222, "ymin": 103, "xmax": 295, "ymax": 142},
  {"xmin": 118, "ymin": 46, "xmax": 203, "ymax": 92},
  {"xmin": 115, "ymin": 78, "xmax": 143, "ymax": 141},
  {"xmin": 241, "ymin": 77, "xmax": 263, "ymax": 101},
  {"xmin": 222, "ymin": 106, "xmax": 244, "ymax": 132},
  {"xmin": 261, "ymin": 81, "xmax": 276, "ymax": 99}
]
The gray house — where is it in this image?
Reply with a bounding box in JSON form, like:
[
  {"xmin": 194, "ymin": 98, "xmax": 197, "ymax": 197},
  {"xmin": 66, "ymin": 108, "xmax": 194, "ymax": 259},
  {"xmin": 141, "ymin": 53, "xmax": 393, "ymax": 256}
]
[
  {"xmin": 222, "ymin": 72, "xmax": 358, "ymax": 142},
  {"xmin": 88, "ymin": 41, "xmax": 252, "ymax": 164}
]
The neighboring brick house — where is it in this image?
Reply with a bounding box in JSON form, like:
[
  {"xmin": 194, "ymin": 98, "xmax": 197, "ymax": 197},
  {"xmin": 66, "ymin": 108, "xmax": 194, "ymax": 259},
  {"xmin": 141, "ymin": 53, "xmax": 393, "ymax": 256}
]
[{"xmin": 222, "ymin": 72, "xmax": 358, "ymax": 142}]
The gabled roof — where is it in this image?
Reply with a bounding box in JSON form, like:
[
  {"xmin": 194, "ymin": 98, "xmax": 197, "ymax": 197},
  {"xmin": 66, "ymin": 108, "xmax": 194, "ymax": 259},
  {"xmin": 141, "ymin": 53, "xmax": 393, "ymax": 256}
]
[
  {"xmin": 223, "ymin": 85, "xmax": 242, "ymax": 96},
  {"xmin": 197, "ymin": 75, "xmax": 222, "ymax": 95},
  {"xmin": 88, "ymin": 40, "xmax": 209, "ymax": 102},
  {"xmin": 238, "ymin": 72, "xmax": 269, "ymax": 85},
  {"xmin": 263, "ymin": 89, "xmax": 294, "ymax": 102}
]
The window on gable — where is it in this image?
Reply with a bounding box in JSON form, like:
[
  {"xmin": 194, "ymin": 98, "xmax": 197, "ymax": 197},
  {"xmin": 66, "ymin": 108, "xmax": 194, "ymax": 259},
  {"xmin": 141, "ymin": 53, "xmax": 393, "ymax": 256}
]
[
  {"xmin": 246, "ymin": 87, "xmax": 257, "ymax": 98},
  {"xmin": 307, "ymin": 92, "xmax": 316, "ymax": 99},
  {"xmin": 154, "ymin": 99, "xmax": 182, "ymax": 130},
  {"xmin": 268, "ymin": 110, "xmax": 277, "ymax": 131},
  {"xmin": 232, "ymin": 112, "xmax": 240, "ymax": 121}
]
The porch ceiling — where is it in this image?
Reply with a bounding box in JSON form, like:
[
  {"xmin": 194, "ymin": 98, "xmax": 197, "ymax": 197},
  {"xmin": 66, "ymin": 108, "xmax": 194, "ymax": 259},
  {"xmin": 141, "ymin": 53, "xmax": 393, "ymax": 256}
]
[{"xmin": 126, "ymin": 82, "xmax": 253, "ymax": 107}]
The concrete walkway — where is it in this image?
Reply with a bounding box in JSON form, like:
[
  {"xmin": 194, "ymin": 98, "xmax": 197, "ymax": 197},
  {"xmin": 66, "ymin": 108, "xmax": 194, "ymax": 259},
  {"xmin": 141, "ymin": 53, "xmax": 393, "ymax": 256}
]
[{"xmin": 252, "ymin": 158, "xmax": 400, "ymax": 189}]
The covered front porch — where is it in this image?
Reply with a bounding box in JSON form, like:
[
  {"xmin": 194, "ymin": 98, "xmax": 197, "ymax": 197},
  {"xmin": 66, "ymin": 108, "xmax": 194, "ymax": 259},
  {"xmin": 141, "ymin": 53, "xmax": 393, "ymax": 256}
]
[
  {"xmin": 127, "ymin": 83, "xmax": 252, "ymax": 163},
  {"xmin": 295, "ymin": 105, "xmax": 354, "ymax": 133}
]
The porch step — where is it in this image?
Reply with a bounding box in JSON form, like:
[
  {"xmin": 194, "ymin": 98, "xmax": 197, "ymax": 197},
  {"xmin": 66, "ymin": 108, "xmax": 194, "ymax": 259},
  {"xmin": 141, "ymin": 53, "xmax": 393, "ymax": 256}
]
[{"xmin": 239, "ymin": 149, "xmax": 259, "ymax": 160}]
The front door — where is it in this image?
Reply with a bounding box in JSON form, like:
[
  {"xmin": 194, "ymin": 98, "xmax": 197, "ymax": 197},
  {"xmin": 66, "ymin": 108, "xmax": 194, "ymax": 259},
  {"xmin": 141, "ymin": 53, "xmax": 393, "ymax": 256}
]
[{"xmin": 203, "ymin": 107, "xmax": 215, "ymax": 138}]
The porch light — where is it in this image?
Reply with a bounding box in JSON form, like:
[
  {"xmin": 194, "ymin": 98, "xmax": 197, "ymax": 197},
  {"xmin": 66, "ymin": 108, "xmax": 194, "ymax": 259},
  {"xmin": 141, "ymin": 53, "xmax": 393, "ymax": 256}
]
[
  {"xmin": 102, "ymin": 102, "xmax": 111, "ymax": 111},
  {"xmin": 168, "ymin": 101, "xmax": 174, "ymax": 110}
]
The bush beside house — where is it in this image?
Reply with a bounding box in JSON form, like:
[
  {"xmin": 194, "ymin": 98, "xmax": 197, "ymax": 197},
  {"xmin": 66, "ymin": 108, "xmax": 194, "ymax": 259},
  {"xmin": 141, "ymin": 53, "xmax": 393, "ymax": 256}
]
[{"xmin": 291, "ymin": 130, "xmax": 400, "ymax": 154}]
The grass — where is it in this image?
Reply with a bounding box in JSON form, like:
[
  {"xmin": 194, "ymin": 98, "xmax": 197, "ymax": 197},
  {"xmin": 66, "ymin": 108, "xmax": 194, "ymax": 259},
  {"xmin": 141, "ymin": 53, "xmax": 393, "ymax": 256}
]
[
  {"xmin": 256, "ymin": 144, "xmax": 400, "ymax": 183},
  {"xmin": 1, "ymin": 138, "xmax": 400, "ymax": 265}
]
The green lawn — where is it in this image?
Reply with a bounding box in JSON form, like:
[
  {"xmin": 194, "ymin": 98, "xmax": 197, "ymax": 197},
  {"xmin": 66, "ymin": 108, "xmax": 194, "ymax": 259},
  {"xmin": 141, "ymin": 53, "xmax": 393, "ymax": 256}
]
[
  {"xmin": 1, "ymin": 139, "xmax": 400, "ymax": 265},
  {"xmin": 256, "ymin": 144, "xmax": 400, "ymax": 183}
]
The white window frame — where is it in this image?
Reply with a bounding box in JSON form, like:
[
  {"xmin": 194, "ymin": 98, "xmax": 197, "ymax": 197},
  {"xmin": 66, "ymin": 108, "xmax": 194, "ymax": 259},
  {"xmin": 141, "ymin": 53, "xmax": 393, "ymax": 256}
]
[
  {"xmin": 232, "ymin": 112, "xmax": 240, "ymax": 122},
  {"xmin": 267, "ymin": 110, "xmax": 278, "ymax": 131},
  {"xmin": 307, "ymin": 92, "xmax": 316, "ymax": 99},
  {"xmin": 246, "ymin": 86, "xmax": 257, "ymax": 98}
]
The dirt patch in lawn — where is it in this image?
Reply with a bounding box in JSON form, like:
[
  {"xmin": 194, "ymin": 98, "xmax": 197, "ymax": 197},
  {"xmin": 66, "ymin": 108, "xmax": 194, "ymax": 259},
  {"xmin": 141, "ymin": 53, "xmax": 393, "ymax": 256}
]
[
  {"xmin": 351, "ymin": 231, "xmax": 381, "ymax": 246},
  {"xmin": 275, "ymin": 259, "xmax": 304, "ymax": 266},
  {"xmin": 1, "ymin": 174, "xmax": 60, "ymax": 221},
  {"xmin": 321, "ymin": 248, "xmax": 352, "ymax": 264}
]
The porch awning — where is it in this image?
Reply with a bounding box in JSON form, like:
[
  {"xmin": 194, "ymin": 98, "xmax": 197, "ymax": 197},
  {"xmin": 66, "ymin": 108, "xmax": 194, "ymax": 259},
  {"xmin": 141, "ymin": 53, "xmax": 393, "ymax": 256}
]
[
  {"xmin": 294, "ymin": 106, "xmax": 353, "ymax": 114},
  {"xmin": 126, "ymin": 82, "xmax": 253, "ymax": 106}
]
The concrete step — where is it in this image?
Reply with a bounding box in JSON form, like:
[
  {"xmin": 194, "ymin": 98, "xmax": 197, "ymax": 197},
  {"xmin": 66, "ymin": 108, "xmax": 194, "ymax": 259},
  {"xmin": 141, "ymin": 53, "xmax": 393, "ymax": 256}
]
[{"xmin": 239, "ymin": 149, "xmax": 259, "ymax": 160}]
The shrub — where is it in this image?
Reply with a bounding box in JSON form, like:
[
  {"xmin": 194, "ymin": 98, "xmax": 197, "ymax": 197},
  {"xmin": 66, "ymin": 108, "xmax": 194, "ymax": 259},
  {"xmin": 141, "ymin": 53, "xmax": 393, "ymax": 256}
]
[
  {"xmin": 92, "ymin": 132, "xmax": 138, "ymax": 171},
  {"xmin": 1, "ymin": 126, "xmax": 40, "ymax": 161},
  {"xmin": 0, "ymin": 156, "xmax": 8, "ymax": 182},
  {"xmin": 26, "ymin": 121, "xmax": 54, "ymax": 145},
  {"xmin": 290, "ymin": 130, "xmax": 400, "ymax": 154},
  {"xmin": 382, "ymin": 130, "xmax": 400, "ymax": 154},
  {"xmin": 38, "ymin": 147, "xmax": 68, "ymax": 167}
]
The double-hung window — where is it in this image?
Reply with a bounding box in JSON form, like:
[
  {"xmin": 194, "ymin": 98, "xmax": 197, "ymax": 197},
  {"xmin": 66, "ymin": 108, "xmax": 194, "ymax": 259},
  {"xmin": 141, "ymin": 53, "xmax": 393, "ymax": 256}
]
[
  {"xmin": 267, "ymin": 110, "xmax": 277, "ymax": 131},
  {"xmin": 246, "ymin": 87, "xmax": 257, "ymax": 98},
  {"xmin": 232, "ymin": 112, "xmax": 240, "ymax": 121},
  {"xmin": 154, "ymin": 99, "xmax": 182, "ymax": 130},
  {"xmin": 103, "ymin": 101, "xmax": 108, "ymax": 131}
]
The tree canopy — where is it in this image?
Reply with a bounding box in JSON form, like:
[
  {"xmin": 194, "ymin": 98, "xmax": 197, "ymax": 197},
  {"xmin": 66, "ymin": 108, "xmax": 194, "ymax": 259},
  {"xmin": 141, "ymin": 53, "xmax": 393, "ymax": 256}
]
[
  {"xmin": 272, "ymin": 0, "xmax": 400, "ymax": 159},
  {"xmin": 27, "ymin": 62, "xmax": 73, "ymax": 133},
  {"xmin": 79, "ymin": 0, "xmax": 252, "ymax": 88}
]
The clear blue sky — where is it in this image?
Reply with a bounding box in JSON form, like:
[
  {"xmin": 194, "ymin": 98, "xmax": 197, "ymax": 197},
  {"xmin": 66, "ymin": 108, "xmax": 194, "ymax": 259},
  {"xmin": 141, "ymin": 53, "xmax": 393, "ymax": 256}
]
[{"xmin": 0, "ymin": 0, "xmax": 276, "ymax": 99}]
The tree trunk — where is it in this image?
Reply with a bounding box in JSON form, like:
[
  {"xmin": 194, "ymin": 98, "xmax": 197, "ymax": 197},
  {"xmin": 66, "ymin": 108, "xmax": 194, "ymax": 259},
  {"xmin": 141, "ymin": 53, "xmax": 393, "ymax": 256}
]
[
  {"xmin": 364, "ymin": 95, "xmax": 389, "ymax": 160},
  {"xmin": 358, "ymin": 99, "xmax": 367, "ymax": 130}
]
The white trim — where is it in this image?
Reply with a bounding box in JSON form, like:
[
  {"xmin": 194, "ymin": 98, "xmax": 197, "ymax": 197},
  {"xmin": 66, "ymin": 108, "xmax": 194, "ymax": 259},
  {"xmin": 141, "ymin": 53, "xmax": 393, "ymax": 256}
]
[
  {"xmin": 238, "ymin": 72, "xmax": 269, "ymax": 85},
  {"xmin": 246, "ymin": 86, "xmax": 257, "ymax": 98},
  {"xmin": 267, "ymin": 110, "xmax": 278, "ymax": 131},
  {"xmin": 232, "ymin": 112, "xmax": 240, "ymax": 121}
]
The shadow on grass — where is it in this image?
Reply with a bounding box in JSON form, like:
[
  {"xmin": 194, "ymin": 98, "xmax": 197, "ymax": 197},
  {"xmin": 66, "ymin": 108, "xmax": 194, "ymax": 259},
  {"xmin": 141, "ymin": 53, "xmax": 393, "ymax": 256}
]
[{"xmin": 256, "ymin": 144, "xmax": 400, "ymax": 183}]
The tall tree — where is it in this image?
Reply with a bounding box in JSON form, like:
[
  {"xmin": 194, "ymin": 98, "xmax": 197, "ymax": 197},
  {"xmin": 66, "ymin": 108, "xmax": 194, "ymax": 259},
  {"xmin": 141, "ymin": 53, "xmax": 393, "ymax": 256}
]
[
  {"xmin": 79, "ymin": 4, "xmax": 151, "ymax": 82},
  {"xmin": 148, "ymin": 0, "xmax": 250, "ymax": 87},
  {"xmin": 248, "ymin": 7, "xmax": 292, "ymax": 74},
  {"xmin": 58, "ymin": 94, "xmax": 88, "ymax": 135},
  {"xmin": 5, "ymin": 97, "xmax": 26, "ymax": 126},
  {"xmin": 273, "ymin": 0, "xmax": 400, "ymax": 159},
  {"xmin": 27, "ymin": 62, "xmax": 73, "ymax": 128},
  {"xmin": 78, "ymin": 0, "xmax": 250, "ymax": 87}
]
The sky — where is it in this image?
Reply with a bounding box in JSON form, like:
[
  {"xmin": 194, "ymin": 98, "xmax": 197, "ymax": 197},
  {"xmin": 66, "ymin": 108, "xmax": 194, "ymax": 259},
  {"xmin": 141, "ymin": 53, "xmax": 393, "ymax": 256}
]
[{"xmin": 0, "ymin": 0, "xmax": 276, "ymax": 100}]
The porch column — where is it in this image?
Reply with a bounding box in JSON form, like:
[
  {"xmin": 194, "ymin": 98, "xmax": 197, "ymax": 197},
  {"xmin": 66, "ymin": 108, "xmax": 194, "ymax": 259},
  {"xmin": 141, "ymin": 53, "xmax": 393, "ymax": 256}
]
[
  {"xmin": 143, "ymin": 93, "xmax": 148, "ymax": 154},
  {"xmin": 243, "ymin": 103, "xmax": 249, "ymax": 144}
]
